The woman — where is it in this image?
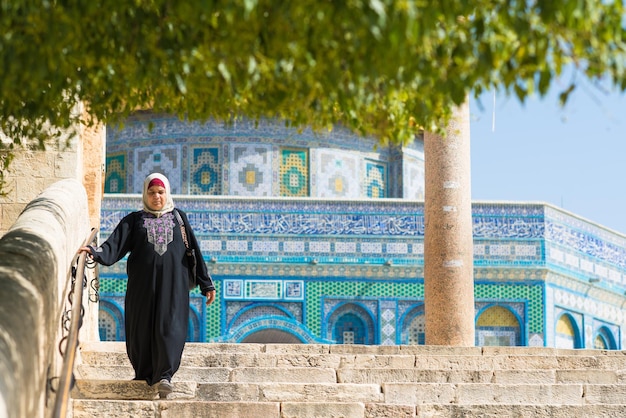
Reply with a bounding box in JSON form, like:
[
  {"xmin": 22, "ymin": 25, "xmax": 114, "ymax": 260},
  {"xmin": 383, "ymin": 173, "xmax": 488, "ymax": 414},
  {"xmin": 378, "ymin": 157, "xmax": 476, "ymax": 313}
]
[{"xmin": 80, "ymin": 173, "xmax": 216, "ymax": 398}]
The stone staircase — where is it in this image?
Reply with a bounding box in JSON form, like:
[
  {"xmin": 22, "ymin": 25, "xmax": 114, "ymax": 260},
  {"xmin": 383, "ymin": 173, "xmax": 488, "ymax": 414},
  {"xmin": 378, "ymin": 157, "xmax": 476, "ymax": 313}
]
[{"xmin": 71, "ymin": 341, "xmax": 626, "ymax": 417}]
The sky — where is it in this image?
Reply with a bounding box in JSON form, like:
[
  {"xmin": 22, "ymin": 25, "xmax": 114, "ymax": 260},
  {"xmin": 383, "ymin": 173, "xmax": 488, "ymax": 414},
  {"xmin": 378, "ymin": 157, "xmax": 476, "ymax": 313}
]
[{"xmin": 468, "ymin": 81, "xmax": 626, "ymax": 235}]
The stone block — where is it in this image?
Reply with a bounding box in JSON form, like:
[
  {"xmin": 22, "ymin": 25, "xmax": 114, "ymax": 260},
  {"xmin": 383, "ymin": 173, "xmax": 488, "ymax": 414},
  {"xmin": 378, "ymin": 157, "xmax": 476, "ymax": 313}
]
[
  {"xmin": 492, "ymin": 369, "xmax": 556, "ymax": 384},
  {"xmin": 15, "ymin": 176, "xmax": 50, "ymax": 203},
  {"xmin": 584, "ymin": 384, "xmax": 626, "ymax": 404},
  {"xmin": 275, "ymin": 353, "xmax": 343, "ymax": 369},
  {"xmin": 182, "ymin": 352, "xmax": 258, "ymax": 368},
  {"xmin": 338, "ymin": 368, "xmax": 493, "ymax": 384},
  {"xmin": 258, "ymin": 382, "xmax": 382, "ymax": 403},
  {"xmin": 71, "ymin": 399, "xmax": 157, "ymax": 418},
  {"xmin": 340, "ymin": 354, "xmax": 416, "ymax": 369},
  {"xmin": 0, "ymin": 204, "xmax": 22, "ymax": 233},
  {"xmin": 54, "ymin": 150, "xmax": 79, "ymax": 178},
  {"xmin": 265, "ymin": 343, "xmax": 331, "ymax": 354},
  {"xmin": 160, "ymin": 401, "xmax": 281, "ymax": 418},
  {"xmin": 280, "ymin": 402, "xmax": 365, "ymax": 418},
  {"xmin": 383, "ymin": 383, "xmax": 457, "ymax": 405},
  {"xmin": 331, "ymin": 345, "xmax": 400, "ymax": 355},
  {"xmin": 76, "ymin": 365, "xmax": 134, "ymax": 381},
  {"xmin": 230, "ymin": 367, "xmax": 337, "ymax": 383},
  {"xmin": 491, "ymin": 354, "xmax": 559, "ymax": 370},
  {"xmin": 455, "ymin": 383, "xmax": 584, "ymax": 405},
  {"xmin": 175, "ymin": 367, "xmax": 231, "ymax": 383},
  {"xmin": 413, "ymin": 355, "xmax": 494, "ymax": 371},
  {"xmin": 557, "ymin": 369, "xmax": 617, "ymax": 384},
  {"xmin": 365, "ymin": 403, "xmax": 416, "ymax": 418},
  {"xmin": 5, "ymin": 150, "xmax": 54, "ymax": 177},
  {"xmin": 557, "ymin": 355, "xmax": 626, "ymax": 370},
  {"xmin": 415, "ymin": 404, "xmax": 626, "ymax": 418},
  {"xmin": 196, "ymin": 382, "xmax": 261, "ymax": 402},
  {"xmin": 0, "ymin": 177, "xmax": 17, "ymax": 203},
  {"xmin": 72, "ymin": 379, "xmax": 196, "ymax": 401}
]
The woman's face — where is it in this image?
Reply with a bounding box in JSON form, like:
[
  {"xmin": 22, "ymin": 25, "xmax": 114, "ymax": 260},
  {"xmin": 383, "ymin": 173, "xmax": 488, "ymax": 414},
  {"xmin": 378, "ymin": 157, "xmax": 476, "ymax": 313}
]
[{"xmin": 146, "ymin": 185, "xmax": 167, "ymax": 211}]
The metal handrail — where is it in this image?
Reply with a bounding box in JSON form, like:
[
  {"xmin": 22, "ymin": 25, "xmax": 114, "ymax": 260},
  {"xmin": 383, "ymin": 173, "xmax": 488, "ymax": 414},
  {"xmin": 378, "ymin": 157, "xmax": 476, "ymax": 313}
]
[{"xmin": 52, "ymin": 228, "xmax": 99, "ymax": 418}]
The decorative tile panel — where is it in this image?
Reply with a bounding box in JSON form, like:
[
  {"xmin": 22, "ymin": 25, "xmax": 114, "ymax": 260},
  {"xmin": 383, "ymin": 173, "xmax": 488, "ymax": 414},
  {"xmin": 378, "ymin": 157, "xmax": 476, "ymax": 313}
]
[
  {"xmin": 364, "ymin": 160, "xmax": 387, "ymax": 198},
  {"xmin": 189, "ymin": 146, "xmax": 221, "ymax": 195},
  {"xmin": 402, "ymin": 146, "xmax": 425, "ymax": 200},
  {"xmin": 247, "ymin": 280, "xmax": 282, "ymax": 299},
  {"xmin": 314, "ymin": 149, "xmax": 360, "ymax": 198},
  {"xmin": 134, "ymin": 145, "xmax": 182, "ymax": 193},
  {"xmin": 284, "ymin": 281, "xmax": 304, "ymax": 300},
  {"xmin": 224, "ymin": 280, "xmax": 244, "ymax": 298},
  {"xmin": 229, "ymin": 143, "xmax": 273, "ymax": 196},
  {"xmin": 104, "ymin": 153, "xmax": 126, "ymax": 193},
  {"xmin": 280, "ymin": 148, "xmax": 309, "ymax": 197}
]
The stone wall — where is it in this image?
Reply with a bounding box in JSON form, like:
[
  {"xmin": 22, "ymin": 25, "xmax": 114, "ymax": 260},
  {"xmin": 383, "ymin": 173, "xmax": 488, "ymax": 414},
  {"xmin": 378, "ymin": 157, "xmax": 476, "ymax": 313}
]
[{"xmin": 0, "ymin": 113, "xmax": 104, "ymax": 237}]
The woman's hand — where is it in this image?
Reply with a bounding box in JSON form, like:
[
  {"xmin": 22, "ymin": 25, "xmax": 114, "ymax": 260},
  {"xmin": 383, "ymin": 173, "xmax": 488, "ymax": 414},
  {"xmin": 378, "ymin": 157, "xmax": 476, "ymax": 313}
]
[
  {"xmin": 205, "ymin": 290, "xmax": 216, "ymax": 306},
  {"xmin": 78, "ymin": 246, "xmax": 93, "ymax": 257}
]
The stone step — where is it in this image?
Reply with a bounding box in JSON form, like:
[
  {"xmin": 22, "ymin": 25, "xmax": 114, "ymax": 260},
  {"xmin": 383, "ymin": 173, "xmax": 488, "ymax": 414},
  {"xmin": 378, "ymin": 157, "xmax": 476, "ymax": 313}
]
[
  {"xmin": 382, "ymin": 382, "xmax": 626, "ymax": 405},
  {"xmin": 81, "ymin": 341, "xmax": 626, "ymax": 358},
  {"xmin": 72, "ymin": 379, "xmax": 626, "ymax": 406},
  {"xmin": 79, "ymin": 342, "xmax": 626, "ymax": 371},
  {"xmin": 73, "ymin": 380, "xmax": 383, "ymax": 403},
  {"xmin": 70, "ymin": 399, "xmax": 626, "ymax": 418},
  {"xmin": 337, "ymin": 367, "xmax": 623, "ymax": 385},
  {"xmin": 77, "ymin": 365, "xmax": 338, "ymax": 383},
  {"xmin": 76, "ymin": 364, "xmax": 623, "ymax": 385},
  {"xmin": 71, "ymin": 399, "xmax": 282, "ymax": 418}
]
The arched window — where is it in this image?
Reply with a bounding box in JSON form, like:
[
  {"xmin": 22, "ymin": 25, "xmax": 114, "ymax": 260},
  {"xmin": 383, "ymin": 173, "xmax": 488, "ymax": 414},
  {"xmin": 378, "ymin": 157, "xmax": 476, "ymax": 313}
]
[
  {"xmin": 593, "ymin": 326, "xmax": 617, "ymax": 350},
  {"xmin": 241, "ymin": 328, "xmax": 304, "ymax": 344},
  {"xmin": 326, "ymin": 303, "xmax": 375, "ymax": 345},
  {"xmin": 476, "ymin": 305, "xmax": 522, "ymax": 346},
  {"xmin": 407, "ymin": 315, "xmax": 425, "ymax": 345},
  {"xmin": 98, "ymin": 300, "xmax": 124, "ymax": 341},
  {"xmin": 400, "ymin": 305, "xmax": 425, "ymax": 345},
  {"xmin": 555, "ymin": 313, "xmax": 582, "ymax": 349},
  {"xmin": 334, "ymin": 313, "xmax": 366, "ymax": 344}
]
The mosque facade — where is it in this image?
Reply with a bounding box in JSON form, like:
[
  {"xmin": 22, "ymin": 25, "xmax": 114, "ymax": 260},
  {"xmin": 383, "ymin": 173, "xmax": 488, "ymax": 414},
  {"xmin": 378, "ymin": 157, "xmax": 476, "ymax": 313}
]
[{"xmin": 97, "ymin": 112, "xmax": 626, "ymax": 350}]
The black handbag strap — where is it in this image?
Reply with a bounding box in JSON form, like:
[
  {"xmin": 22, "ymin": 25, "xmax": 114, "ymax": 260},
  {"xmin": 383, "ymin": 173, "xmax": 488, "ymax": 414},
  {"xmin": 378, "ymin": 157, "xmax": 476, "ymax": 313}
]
[{"xmin": 173, "ymin": 210, "xmax": 190, "ymax": 250}]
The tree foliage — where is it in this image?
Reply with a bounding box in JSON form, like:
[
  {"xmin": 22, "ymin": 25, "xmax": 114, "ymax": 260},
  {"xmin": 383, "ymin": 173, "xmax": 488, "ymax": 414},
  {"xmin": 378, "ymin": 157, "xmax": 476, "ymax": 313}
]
[{"xmin": 0, "ymin": 0, "xmax": 624, "ymax": 153}]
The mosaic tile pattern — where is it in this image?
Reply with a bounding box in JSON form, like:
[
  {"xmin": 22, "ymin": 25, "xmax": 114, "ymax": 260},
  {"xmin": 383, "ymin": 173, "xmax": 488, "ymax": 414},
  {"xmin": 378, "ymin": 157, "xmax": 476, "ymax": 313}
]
[
  {"xmin": 226, "ymin": 301, "xmax": 303, "ymax": 329},
  {"xmin": 134, "ymin": 145, "xmax": 182, "ymax": 193},
  {"xmin": 476, "ymin": 304, "xmax": 523, "ymax": 346},
  {"xmin": 326, "ymin": 301, "xmax": 376, "ymax": 344},
  {"xmin": 364, "ymin": 160, "xmax": 387, "ymax": 198},
  {"xmin": 314, "ymin": 149, "xmax": 360, "ymax": 198},
  {"xmin": 229, "ymin": 143, "xmax": 273, "ymax": 196},
  {"xmin": 475, "ymin": 283, "xmax": 543, "ymax": 335},
  {"xmin": 106, "ymin": 115, "xmax": 389, "ymax": 155},
  {"xmin": 106, "ymin": 114, "xmax": 421, "ymax": 200},
  {"xmin": 398, "ymin": 303, "xmax": 425, "ymax": 345},
  {"xmin": 104, "ymin": 153, "xmax": 126, "ymax": 193},
  {"xmin": 280, "ymin": 148, "xmax": 309, "ymax": 197},
  {"xmin": 189, "ymin": 146, "xmax": 221, "ymax": 195},
  {"xmin": 402, "ymin": 147, "xmax": 425, "ymax": 200},
  {"xmin": 224, "ymin": 316, "xmax": 322, "ymax": 343},
  {"xmin": 379, "ymin": 300, "xmax": 397, "ymax": 345}
]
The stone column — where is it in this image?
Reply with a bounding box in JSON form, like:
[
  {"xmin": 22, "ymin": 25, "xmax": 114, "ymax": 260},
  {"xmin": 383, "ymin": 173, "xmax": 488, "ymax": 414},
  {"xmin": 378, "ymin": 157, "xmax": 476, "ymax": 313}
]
[
  {"xmin": 423, "ymin": 100, "xmax": 475, "ymax": 346},
  {"xmin": 79, "ymin": 108, "xmax": 105, "ymax": 230},
  {"xmin": 78, "ymin": 110, "xmax": 105, "ymax": 342}
]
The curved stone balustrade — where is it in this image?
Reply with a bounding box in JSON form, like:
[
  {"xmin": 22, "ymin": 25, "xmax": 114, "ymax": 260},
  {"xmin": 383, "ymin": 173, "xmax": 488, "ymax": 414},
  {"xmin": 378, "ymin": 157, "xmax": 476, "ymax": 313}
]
[{"xmin": 0, "ymin": 179, "xmax": 90, "ymax": 418}]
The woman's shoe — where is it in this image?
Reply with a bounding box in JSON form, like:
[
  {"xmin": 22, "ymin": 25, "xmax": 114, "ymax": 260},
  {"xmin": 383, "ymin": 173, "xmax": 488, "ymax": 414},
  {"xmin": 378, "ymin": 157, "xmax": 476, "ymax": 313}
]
[{"xmin": 157, "ymin": 378, "xmax": 173, "ymax": 398}]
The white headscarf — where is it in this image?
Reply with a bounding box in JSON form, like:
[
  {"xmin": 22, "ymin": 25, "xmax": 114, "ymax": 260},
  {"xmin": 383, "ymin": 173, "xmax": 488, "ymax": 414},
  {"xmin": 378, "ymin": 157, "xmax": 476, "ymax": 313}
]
[{"xmin": 142, "ymin": 173, "xmax": 175, "ymax": 217}]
